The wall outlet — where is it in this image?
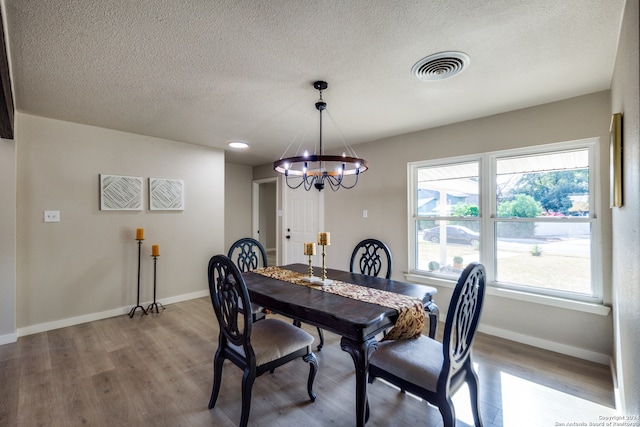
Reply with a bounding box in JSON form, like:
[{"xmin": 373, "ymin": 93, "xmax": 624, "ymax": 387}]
[
  {"xmin": 362, "ymin": 209, "xmax": 368, "ymax": 218},
  {"xmin": 44, "ymin": 210, "xmax": 60, "ymax": 222}
]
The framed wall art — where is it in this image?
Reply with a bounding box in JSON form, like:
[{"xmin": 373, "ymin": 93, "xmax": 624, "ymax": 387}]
[
  {"xmin": 609, "ymin": 112, "xmax": 623, "ymax": 208},
  {"xmin": 100, "ymin": 174, "xmax": 143, "ymax": 211},
  {"xmin": 149, "ymin": 178, "xmax": 184, "ymax": 211}
]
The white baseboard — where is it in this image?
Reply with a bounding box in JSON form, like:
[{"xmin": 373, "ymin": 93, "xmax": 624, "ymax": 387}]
[
  {"xmin": 16, "ymin": 289, "xmax": 209, "ymax": 338},
  {"xmin": 478, "ymin": 323, "xmax": 611, "ymax": 365},
  {"xmin": 0, "ymin": 332, "xmax": 17, "ymax": 345}
]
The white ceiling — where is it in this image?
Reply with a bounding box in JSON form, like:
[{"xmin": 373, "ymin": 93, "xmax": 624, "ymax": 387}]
[{"xmin": 3, "ymin": 0, "xmax": 625, "ymax": 166}]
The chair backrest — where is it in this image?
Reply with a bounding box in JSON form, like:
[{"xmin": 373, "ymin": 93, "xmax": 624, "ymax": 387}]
[
  {"xmin": 440, "ymin": 262, "xmax": 486, "ymax": 381},
  {"xmin": 349, "ymin": 238, "xmax": 393, "ymax": 279},
  {"xmin": 228, "ymin": 238, "xmax": 268, "ymax": 273},
  {"xmin": 208, "ymin": 254, "xmax": 253, "ymax": 353}
]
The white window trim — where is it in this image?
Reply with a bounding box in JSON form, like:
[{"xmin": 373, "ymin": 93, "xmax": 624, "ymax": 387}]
[{"xmin": 407, "ymin": 138, "xmax": 603, "ymax": 307}]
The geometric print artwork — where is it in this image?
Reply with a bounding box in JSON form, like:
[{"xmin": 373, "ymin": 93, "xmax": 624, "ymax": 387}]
[
  {"xmin": 149, "ymin": 178, "xmax": 184, "ymax": 210},
  {"xmin": 100, "ymin": 174, "xmax": 144, "ymax": 211}
]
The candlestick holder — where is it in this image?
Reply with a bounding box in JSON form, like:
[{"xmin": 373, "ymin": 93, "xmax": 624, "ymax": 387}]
[
  {"xmin": 307, "ymin": 254, "xmax": 314, "ymax": 278},
  {"xmin": 129, "ymin": 239, "xmax": 148, "ymax": 318},
  {"xmin": 147, "ymin": 255, "xmax": 165, "ymax": 314},
  {"xmin": 314, "ymin": 243, "xmax": 333, "ymax": 286}
]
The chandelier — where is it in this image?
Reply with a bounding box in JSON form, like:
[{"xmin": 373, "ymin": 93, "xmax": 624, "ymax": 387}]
[{"xmin": 273, "ymin": 81, "xmax": 368, "ymax": 191}]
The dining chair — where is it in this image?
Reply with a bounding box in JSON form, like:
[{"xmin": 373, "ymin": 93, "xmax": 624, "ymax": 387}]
[
  {"xmin": 349, "ymin": 238, "xmax": 393, "ymax": 279},
  {"xmin": 207, "ymin": 254, "xmax": 318, "ymax": 427},
  {"xmin": 368, "ymin": 262, "xmax": 486, "ymax": 427},
  {"xmin": 228, "ymin": 237, "xmax": 268, "ymax": 322}
]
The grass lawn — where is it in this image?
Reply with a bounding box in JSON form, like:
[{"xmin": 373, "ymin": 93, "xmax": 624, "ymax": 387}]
[{"xmin": 418, "ymin": 241, "xmax": 591, "ymax": 295}]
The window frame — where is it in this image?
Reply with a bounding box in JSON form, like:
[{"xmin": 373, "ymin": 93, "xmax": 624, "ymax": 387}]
[{"xmin": 408, "ymin": 138, "xmax": 602, "ymax": 304}]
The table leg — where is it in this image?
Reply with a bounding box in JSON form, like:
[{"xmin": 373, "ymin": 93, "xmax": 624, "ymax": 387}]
[{"xmin": 340, "ymin": 336, "xmax": 378, "ymax": 427}]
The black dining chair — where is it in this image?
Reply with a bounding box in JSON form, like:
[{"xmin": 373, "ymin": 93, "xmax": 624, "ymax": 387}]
[
  {"xmin": 207, "ymin": 254, "xmax": 318, "ymax": 427},
  {"xmin": 349, "ymin": 238, "xmax": 393, "ymax": 279},
  {"xmin": 228, "ymin": 237, "xmax": 268, "ymax": 322},
  {"xmin": 368, "ymin": 262, "xmax": 486, "ymax": 427}
]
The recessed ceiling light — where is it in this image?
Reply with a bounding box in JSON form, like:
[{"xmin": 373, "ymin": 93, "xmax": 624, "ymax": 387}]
[{"xmin": 228, "ymin": 141, "xmax": 249, "ymax": 149}]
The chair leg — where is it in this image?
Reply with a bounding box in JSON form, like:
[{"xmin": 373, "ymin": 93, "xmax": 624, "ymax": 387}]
[
  {"xmin": 208, "ymin": 352, "xmax": 225, "ymax": 409},
  {"xmin": 240, "ymin": 368, "xmax": 256, "ymax": 427},
  {"xmin": 467, "ymin": 368, "xmax": 484, "ymax": 427},
  {"xmin": 316, "ymin": 328, "xmax": 324, "ymax": 351},
  {"xmin": 304, "ymin": 352, "xmax": 318, "ymax": 402},
  {"xmin": 425, "ymin": 301, "xmax": 439, "ymax": 338},
  {"xmin": 438, "ymin": 397, "xmax": 456, "ymax": 427}
]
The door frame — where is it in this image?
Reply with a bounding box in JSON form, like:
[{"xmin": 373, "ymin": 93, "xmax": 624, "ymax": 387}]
[{"xmin": 252, "ymin": 177, "xmax": 279, "ymax": 260}]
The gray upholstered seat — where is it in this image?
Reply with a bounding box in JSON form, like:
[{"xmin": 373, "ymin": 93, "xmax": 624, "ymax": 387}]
[
  {"xmin": 229, "ymin": 318, "xmax": 315, "ymax": 366},
  {"xmin": 369, "ymin": 334, "xmax": 443, "ymax": 392}
]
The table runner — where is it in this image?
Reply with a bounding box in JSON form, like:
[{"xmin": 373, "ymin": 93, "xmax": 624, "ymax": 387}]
[{"xmin": 252, "ymin": 266, "xmax": 424, "ymax": 340}]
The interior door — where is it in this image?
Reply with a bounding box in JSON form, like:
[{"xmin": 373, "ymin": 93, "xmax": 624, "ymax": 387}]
[{"xmin": 281, "ymin": 179, "xmax": 324, "ymax": 266}]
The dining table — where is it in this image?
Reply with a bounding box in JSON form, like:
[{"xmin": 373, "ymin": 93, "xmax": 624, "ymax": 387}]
[{"xmin": 242, "ymin": 263, "xmax": 439, "ymax": 427}]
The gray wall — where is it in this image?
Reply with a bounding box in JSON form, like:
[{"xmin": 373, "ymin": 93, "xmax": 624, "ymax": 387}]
[
  {"xmin": 15, "ymin": 114, "xmax": 225, "ymax": 332},
  {"xmin": 321, "ymin": 91, "xmax": 613, "ymax": 362},
  {"xmin": 224, "ymin": 163, "xmax": 253, "ymax": 250},
  {"xmin": 0, "ymin": 137, "xmax": 16, "ymax": 343},
  {"xmin": 610, "ymin": 0, "xmax": 640, "ymax": 414}
]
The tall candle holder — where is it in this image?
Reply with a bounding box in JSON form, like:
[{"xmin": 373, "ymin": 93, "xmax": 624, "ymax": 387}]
[
  {"xmin": 129, "ymin": 234, "xmax": 148, "ymax": 318},
  {"xmin": 147, "ymin": 252, "xmax": 165, "ymax": 314},
  {"xmin": 301, "ymin": 242, "xmax": 317, "ymax": 283},
  {"xmin": 316, "ymin": 232, "xmax": 333, "ymax": 285}
]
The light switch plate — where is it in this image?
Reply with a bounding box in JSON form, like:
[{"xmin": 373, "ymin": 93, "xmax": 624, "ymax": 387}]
[{"xmin": 44, "ymin": 210, "xmax": 60, "ymax": 222}]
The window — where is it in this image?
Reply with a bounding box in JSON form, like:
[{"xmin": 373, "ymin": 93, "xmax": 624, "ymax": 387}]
[{"xmin": 409, "ymin": 140, "xmax": 600, "ymax": 303}]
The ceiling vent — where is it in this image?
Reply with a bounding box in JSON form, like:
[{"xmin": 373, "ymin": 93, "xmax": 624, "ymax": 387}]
[{"xmin": 411, "ymin": 51, "xmax": 470, "ymax": 81}]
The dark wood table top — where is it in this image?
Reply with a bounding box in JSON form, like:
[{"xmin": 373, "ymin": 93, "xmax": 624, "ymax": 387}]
[{"xmin": 243, "ymin": 263, "xmax": 437, "ymax": 342}]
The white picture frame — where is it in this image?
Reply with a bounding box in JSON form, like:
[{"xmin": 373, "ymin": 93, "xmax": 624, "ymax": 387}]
[
  {"xmin": 100, "ymin": 174, "xmax": 143, "ymax": 211},
  {"xmin": 149, "ymin": 178, "xmax": 184, "ymax": 211}
]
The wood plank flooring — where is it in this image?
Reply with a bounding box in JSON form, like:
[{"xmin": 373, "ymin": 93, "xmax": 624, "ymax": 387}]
[{"xmin": 0, "ymin": 297, "xmax": 616, "ymax": 426}]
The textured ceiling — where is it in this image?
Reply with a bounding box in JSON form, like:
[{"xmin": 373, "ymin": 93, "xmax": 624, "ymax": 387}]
[{"xmin": 3, "ymin": 0, "xmax": 626, "ymax": 166}]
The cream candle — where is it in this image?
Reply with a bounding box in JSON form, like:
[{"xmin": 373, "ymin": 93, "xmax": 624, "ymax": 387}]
[
  {"xmin": 304, "ymin": 242, "xmax": 316, "ymax": 255},
  {"xmin": 318, "ymin": 232, "xmax": 330, "ymax": 246}
]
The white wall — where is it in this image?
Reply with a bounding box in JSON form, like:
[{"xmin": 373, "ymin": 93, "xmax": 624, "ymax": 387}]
[
  {"xmin": 224, "ymin": 163, "xmax": 253, "ymax": 250},
  {"xmin": 322, "ymin": 91, "xmax": 613, "ymax": 362},
  {"xmin": 0, "ymin": 137, "xmax": 16, "ymax": 344},
  {"xmin": 610, "ymin": 0, "xmax": 640, "ymax": 414},
  {"xmin": 15, "ymin": 114, "xmax": 225, "ymax": 332}
]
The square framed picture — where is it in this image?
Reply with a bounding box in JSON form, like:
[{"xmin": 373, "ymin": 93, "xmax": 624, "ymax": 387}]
[
  {"xmin": 100, "ymin": 174, "xmax": 143, "ymax": 211},
  {"xmin": 149, "ymin": 178, "xmax": 184, "ymax": 211}
]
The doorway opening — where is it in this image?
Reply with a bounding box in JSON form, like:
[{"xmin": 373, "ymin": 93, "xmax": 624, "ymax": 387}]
[{"xmin": 252, "ymin": 178, "xmax": 278, "ymax": 266}]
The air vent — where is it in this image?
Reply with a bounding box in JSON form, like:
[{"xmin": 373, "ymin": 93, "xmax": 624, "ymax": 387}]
[{"xmin": 411, "ymin": 51, "xmax": 470, "ymax": 81}]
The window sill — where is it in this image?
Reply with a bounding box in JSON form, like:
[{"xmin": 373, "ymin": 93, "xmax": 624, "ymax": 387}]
[{"xmin": 404, "ymin": 273, "xmax": 611, "ymax": 316}]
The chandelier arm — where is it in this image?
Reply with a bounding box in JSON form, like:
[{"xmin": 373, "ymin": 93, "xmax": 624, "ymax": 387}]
[
  {"xmin": 278, "ymin": 108, "xmax": 317, "ymax": 159},
  {"xmin": 324, "ymin": 109, "xmax": 360, "ymax": 158}
]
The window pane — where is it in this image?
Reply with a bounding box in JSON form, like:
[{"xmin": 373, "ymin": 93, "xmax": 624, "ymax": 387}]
[
  {"xmin": 417, "ymin": 162, "xmax": 479, "ymax": 217},
  {"xmin": 497, "ymin": 149, "xmax": 589, "ymax": 217},
  {"xmin": 495, "ymin": 221, "xmax": 591, "ymax": 295},
  {"xmin": 417, "ymin": 219, "xmax": 480, "ymax": 278}
]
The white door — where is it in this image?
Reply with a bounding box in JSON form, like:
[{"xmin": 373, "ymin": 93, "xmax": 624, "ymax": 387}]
[{"xmin": 281, "ymin": 179, "xmax": 323, "ymax": 266}]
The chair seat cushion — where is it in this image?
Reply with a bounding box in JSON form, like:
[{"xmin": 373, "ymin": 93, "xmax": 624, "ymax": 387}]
[
  {"xmin": 370, "ymin": 335, "xmax": 443, "ymax": 392},
  {"xmin": 230, "ymin": 318, "xmax": 314, "ymax": 366}
]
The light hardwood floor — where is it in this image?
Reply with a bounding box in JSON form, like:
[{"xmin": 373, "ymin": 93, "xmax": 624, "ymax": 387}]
[{"xmin": 0, "ymin": 297, "xmax": 616, "ymax": 426}]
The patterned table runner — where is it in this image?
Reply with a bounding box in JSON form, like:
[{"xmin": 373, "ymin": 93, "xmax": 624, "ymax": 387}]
[{"xmin": 253, "ymin": 266, "xmax": 424, "ymax": 340}]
